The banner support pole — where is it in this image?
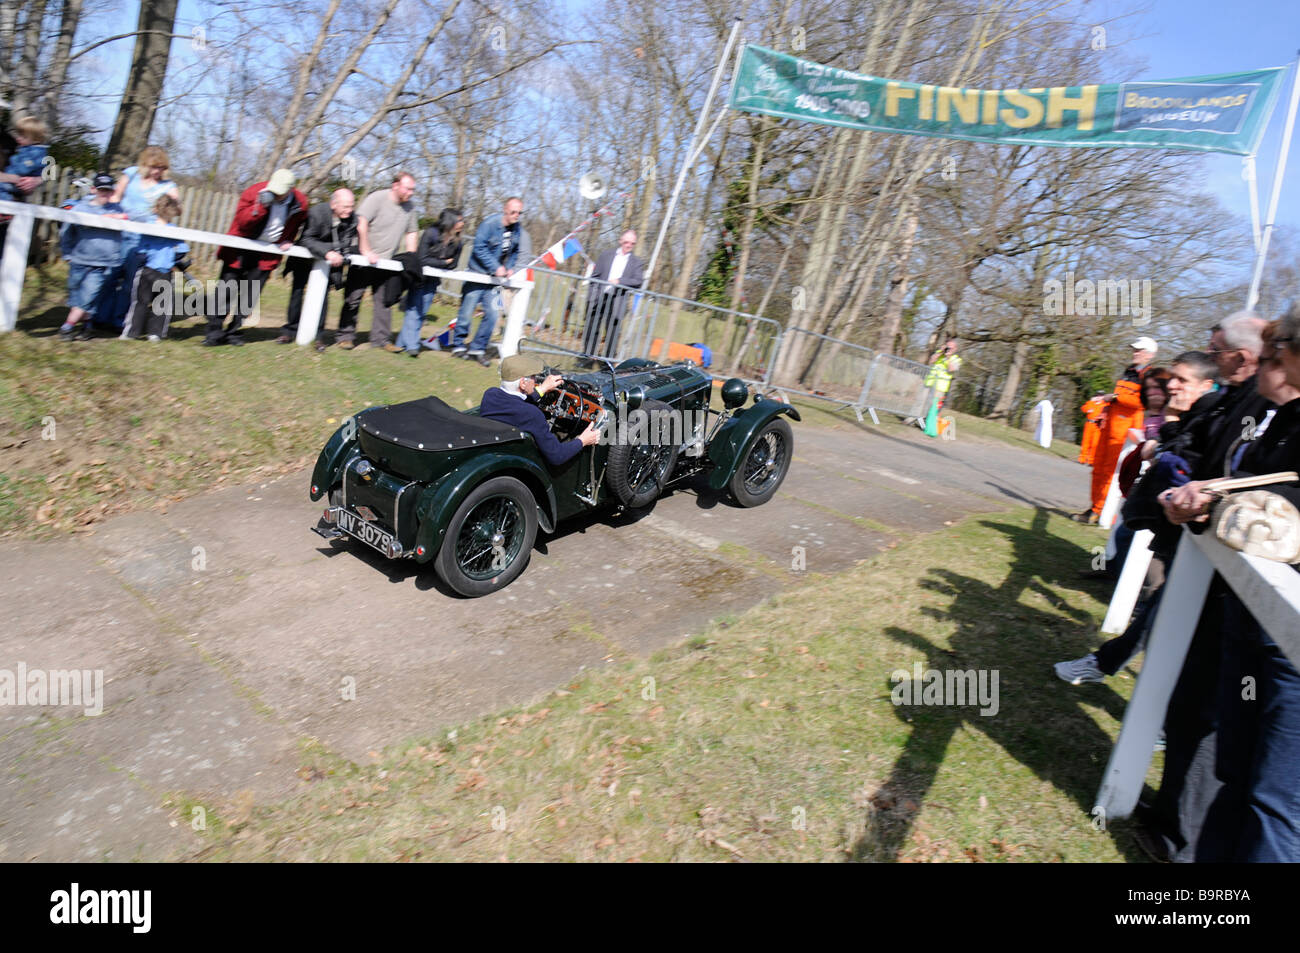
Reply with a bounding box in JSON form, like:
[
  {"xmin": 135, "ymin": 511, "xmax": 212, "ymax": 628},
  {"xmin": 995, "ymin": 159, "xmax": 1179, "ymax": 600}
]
[
  {"xmin": 643, "ymin": 17, "xmax": 743, "ymax": 293},
  {"xmin": 1248, "ymin": 54, "xmax": 1300, "ymax": 310}
]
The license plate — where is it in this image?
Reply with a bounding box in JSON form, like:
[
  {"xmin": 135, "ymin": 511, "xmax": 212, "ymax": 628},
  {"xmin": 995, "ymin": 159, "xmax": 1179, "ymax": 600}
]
[{"xmin": 334, "ymin": 508, "xmax": 398, "ymax": 556}]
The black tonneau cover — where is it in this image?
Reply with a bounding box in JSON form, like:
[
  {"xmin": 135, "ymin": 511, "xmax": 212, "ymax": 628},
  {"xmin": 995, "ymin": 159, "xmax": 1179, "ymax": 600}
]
[{"xmin": 359, "ymin": 395, "xmax": 526, "ymax": 451}]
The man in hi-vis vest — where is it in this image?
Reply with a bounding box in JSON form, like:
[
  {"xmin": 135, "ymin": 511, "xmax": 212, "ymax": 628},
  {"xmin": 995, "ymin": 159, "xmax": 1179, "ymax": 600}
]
[{"xmin": 922, "ymin": 339, "xmax": 961, "ymax": 437}]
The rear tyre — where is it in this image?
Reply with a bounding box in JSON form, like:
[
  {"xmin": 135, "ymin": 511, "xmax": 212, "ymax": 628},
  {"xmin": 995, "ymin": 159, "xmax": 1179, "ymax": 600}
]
[
  {"xmin": 729, "ymin": 417, "xmax": 792, "ymax": 507},
  {"xmin": 605, "ymin": 399, "xmax": 681, "ymax": 508},
  {"xmin": 435, "ymin": 476, "xmax": 538, "ymax": 597}
]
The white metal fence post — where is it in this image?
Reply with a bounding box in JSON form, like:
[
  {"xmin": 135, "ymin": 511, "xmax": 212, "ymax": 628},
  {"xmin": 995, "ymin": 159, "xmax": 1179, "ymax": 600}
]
[
  {"xmin": 499, "ymin": 274, "xmax": 533, "ymax": 359},
  {"xmin": 1, "ymin": 208, "xmax": 35, "ymax": 333},
  {"xmin": 1094, "ymin": 531, "xmax": 1214, "ymax": 819},
  {"xmin": 1101, "ymin": 529, "xmax": 1155, "ymax": 635},
  {"xmin": 295, "ymin": 259, "xmax": 332, "ymax": 346}
]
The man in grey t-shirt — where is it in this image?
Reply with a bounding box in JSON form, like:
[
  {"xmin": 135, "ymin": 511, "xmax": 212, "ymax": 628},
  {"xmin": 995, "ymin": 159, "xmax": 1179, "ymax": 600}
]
[{"xmin": 330, "ymin": 171, "xmax": 419, "ymax": 350}]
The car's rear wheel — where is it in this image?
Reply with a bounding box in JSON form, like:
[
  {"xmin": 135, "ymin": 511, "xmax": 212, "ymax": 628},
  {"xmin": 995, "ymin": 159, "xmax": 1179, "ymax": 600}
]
[
  {"xmin": 605, "ymin": 399, "xmax": 680, "ymax": 508},
  {"xmin": 435, "ymin": 476, "xmax": 538, "ymax": 597},
  {"xmin": 729, "ymin": 417, "xmax": 792, "ymax": 507}
]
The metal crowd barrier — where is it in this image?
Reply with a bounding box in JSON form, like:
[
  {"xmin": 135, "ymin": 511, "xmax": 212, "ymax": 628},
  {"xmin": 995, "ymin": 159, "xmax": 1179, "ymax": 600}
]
[
  {"xmin": 764, "ymin": 326, "xmax": 932, "ymax": 423},
  {"xmin": 518, "ymin": 266, "xmax": 783, "ymax": 387}
]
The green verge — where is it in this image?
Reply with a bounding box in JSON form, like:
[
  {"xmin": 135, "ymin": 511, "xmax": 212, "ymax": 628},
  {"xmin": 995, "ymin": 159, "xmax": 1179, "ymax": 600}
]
[
  {"xmin": 187, "ymin": 507, "xmax": 1154, "ymax": 863},
  {"xmin": 0, "ymin": 262, "xmax": 495, "ymax": 538}
]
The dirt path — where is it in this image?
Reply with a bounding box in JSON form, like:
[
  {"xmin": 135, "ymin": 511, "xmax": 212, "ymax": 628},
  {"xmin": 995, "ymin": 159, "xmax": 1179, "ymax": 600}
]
[{"xmin": 0, "ymin": 419, "xmax": 1090, "ymax": 861}]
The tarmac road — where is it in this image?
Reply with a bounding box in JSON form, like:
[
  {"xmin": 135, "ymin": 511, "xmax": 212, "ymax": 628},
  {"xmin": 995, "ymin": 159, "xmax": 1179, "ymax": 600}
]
[{"xmin": 0, "ymin": 417, "xmax": 1090, "ymax": 861}]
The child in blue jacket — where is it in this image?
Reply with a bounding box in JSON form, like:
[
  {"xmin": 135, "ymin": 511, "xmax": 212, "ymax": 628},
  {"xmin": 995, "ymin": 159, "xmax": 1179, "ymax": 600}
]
[
  {"xmin": 58, "ymin": 173, "xmax": 127, "ymax": 341},
  {"xmin": 0, "ymin": 114, "xmax": 47, "ymax": 202},
  {"xmin": 121, "ymin": 195, "xmax": 189, "ymax": 340}
]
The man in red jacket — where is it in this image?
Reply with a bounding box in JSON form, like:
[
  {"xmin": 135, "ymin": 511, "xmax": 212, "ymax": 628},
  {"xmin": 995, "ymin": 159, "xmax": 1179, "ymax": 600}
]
[{"xmin": 205, "ymin": 169, "xmax": 309, "ymax": 346}]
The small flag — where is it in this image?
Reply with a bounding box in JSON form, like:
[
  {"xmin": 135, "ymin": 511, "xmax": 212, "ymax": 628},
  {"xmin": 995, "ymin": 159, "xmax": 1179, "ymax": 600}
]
[{"xmin": 540, "ymin": 238, "xmax": 585, "ymax": 269}]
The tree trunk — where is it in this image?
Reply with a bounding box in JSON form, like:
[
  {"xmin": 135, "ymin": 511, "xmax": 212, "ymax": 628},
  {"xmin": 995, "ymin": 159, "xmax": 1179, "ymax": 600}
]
[
  {"xmin": 0, "ymin": 1, "xmax": 21, "ymax": 105},
  {"xmin": 105, "ymin": 0, "xmax": 179, "ymax": 170},
  {"xmin": 40, "ymin": 0, "xmax": 84, "ymax": 127},
  {"xmin": 261, "ymin": 0, "xmax": 341, "ymax": 172},
  {"xmin": 11, "ymin": 0, "xmax": 47, "ymax": 117},
  {"xmin": 988, "ymin": 337, "xmax": 1031, "ymax": 421},
  {"xmin": 875, "ymin": 210, "xmax": 918, "ymax": 353}
]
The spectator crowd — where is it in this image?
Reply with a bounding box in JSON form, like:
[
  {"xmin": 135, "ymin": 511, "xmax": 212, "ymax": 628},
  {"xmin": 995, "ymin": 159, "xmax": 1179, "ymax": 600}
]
[{"xmin": 1058, "ymin": 309, "xmax": 1300, "ymax": 863}]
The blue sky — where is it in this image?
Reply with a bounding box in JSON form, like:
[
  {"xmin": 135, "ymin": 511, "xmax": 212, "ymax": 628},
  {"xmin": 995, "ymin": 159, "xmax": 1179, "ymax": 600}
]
[{"xmin": 1087, "ymin": 0, "xmax": 1300, "ymax": 237}]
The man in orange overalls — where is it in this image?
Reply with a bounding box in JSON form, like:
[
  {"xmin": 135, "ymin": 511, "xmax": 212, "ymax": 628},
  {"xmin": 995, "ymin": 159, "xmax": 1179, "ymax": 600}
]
[
  {"xmin": 1077, "ymin": 395, "xmax": 1107, "ymax": 465},
  {"xmin": 1072, "ymin": 337, "xmax": 1156, "ymax": 524}
]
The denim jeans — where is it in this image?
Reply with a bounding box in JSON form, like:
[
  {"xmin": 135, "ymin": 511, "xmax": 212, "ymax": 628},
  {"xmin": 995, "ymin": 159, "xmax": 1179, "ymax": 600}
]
[
  {"xmin": 398, "ymin": 280, "xmax": 439, "ymax": 353},
  {"xmin": 1198, "ymin": 592, "xmax": 1300, "ymax": 861},
  {"xmin": 453, "ymin": 282, "xmax": 500, "ymax": 352}
]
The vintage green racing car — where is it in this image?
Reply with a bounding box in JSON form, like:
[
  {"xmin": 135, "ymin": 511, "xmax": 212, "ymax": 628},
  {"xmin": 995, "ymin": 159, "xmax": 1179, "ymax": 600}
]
[{"xmin": 309, "ymin": 345, "xmax": 798, "ymax": 597}]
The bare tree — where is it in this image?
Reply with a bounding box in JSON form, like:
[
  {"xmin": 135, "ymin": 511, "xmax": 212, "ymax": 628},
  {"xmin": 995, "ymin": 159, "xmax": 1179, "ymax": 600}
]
[{"xmin": 104, "ymin": 0, "xmax": 180, "ymax": 168}]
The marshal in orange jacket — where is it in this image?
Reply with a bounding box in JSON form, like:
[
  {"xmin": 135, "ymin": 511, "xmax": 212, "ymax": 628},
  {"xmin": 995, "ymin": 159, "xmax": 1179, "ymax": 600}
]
[
  {"xmin": 1088, "ymin": 378, "xmax": 1144, "ymax": 515},
  {"xmin": 1078, "ymin": 396, "xmax": 1107, "ymax": 465}
]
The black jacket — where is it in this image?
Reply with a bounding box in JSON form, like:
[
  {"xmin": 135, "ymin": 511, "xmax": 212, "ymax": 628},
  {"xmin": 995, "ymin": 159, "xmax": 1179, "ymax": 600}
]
[
  {"xmin": 1180, "ymin": 376, "xmax": 1272, "ymax": 481},
  {"xmin": 381, "ymin": 251, "xmax": 424, "ymax": 308},
  {"xmin": 416, "ymin": 225, "xmax": 463, "ymax": 273},
  {"xmin": 1122, "ymin": 379, "xmax": 1272, "ymax": 556},
  {"xmin": 288, "ymin": 204, "xmax": 358, "ymax": 277},
  {"xmin": 1232, "ymin": 397, "xmax": 1300, "ymax": 510}
]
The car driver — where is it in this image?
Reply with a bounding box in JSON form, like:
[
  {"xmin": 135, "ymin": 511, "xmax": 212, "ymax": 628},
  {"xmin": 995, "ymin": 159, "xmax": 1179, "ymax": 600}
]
[{"xmin": 479, "ymin": 354, "xmax": 601, "ymax": 466}]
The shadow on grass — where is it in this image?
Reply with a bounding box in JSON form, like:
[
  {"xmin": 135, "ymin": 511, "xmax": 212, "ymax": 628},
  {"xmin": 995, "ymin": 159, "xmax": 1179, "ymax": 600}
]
[{"xmin": 850, "ymin": 506, "xmax": 1146, "ymax": 863}]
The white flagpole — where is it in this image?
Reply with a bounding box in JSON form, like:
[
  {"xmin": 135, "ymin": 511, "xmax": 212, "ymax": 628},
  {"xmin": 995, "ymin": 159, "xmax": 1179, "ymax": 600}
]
[
  {"xmin": 1248, "ymin": 55, "xmax": 1300, "ymax": 310},
  {"xmin": 1244, "ymin": 155, "xmax": 1262, "ymax": 253},
  {"xmin": 643, "ymin": 17, "xmax": 744, "ymax": 292}
]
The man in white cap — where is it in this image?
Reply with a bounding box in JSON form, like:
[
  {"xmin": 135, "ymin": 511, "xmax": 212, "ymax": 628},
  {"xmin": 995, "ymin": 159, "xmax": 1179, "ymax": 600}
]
[
  {"xmin": 1131, "ymin": 335, "xmax": 1158, "ymax": 374},
  {"xmin": 206, "ymin": 168, "xmax": 309, "ymax": 346},
  {"xmin": 479, "ymin": 353, "xmax": 600, "ymax": 465}
]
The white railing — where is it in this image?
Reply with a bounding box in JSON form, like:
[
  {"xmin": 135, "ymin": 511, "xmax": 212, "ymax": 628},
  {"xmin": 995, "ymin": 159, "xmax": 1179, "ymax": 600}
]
[
  {"xmin": 0, "ymin": 199, "xmax": 532, "ymax": 350},
  {"xmin": 1094, "ymin": 528, "xmax": 1300, "ymax": 820}
]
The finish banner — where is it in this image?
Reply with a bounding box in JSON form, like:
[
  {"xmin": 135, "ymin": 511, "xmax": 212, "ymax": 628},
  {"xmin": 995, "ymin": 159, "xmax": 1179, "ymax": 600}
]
[{"xmin": 728, "ymin": 45, "xmax": 1286, "ymax": 156}]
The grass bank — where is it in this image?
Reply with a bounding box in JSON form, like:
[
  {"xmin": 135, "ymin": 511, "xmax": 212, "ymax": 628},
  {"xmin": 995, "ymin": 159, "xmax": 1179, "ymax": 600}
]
[{"xmin": 186, "ymin": 506, "xmax": 1149, "ymax": 863}]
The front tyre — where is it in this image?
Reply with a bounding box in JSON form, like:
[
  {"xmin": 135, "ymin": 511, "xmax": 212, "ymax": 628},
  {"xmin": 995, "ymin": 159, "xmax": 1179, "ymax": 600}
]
[
  {"xmin": 435, "ymin": 476, "xmax": 538, "ymax": 597},
  {"xmin": 729, "ymin": 418, "xmax": 793, "ymax": 507},
  {"xmin": 605, "ymin": 399, "xmax": 681, "ymax": 509}
]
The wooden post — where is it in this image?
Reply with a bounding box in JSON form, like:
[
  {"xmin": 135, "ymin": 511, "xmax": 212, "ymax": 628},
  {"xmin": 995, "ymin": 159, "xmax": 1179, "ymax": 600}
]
[{"xmin": 0, "ymin": 208, "xmax": 34, "ymax": 332}]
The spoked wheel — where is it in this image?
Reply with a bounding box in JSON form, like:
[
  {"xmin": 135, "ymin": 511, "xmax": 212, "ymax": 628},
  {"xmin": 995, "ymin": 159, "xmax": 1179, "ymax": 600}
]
[
  {"xmin": 605, "ymin": 399, "xmax": 681, "ymax": 508},
  {"xmin": 435, "ymin": 476, "xmax": 538, "ymax": 597},
  {"xmin": 729, "ymin": 417, "xmax": 793, "ymax": 507}
]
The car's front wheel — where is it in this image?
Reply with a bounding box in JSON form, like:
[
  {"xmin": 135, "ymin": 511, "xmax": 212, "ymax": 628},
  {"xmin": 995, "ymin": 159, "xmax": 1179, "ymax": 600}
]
[
  {"xmin": 729, "ymin": 417, "xmax": 793, "ymax": 507},
  {"xmin": 435, "ymin": 476, "xmax": 538, "ymax": 597},
  {"xmin": 605, "ymin": 399, "xmax": 681, "ymax": 508}
]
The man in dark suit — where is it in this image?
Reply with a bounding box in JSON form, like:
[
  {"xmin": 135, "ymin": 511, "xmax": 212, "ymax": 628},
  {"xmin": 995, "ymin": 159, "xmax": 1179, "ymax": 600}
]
[{"xmin": 582, "ymin": 230, "xmax": 644, "ymax": 358}]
